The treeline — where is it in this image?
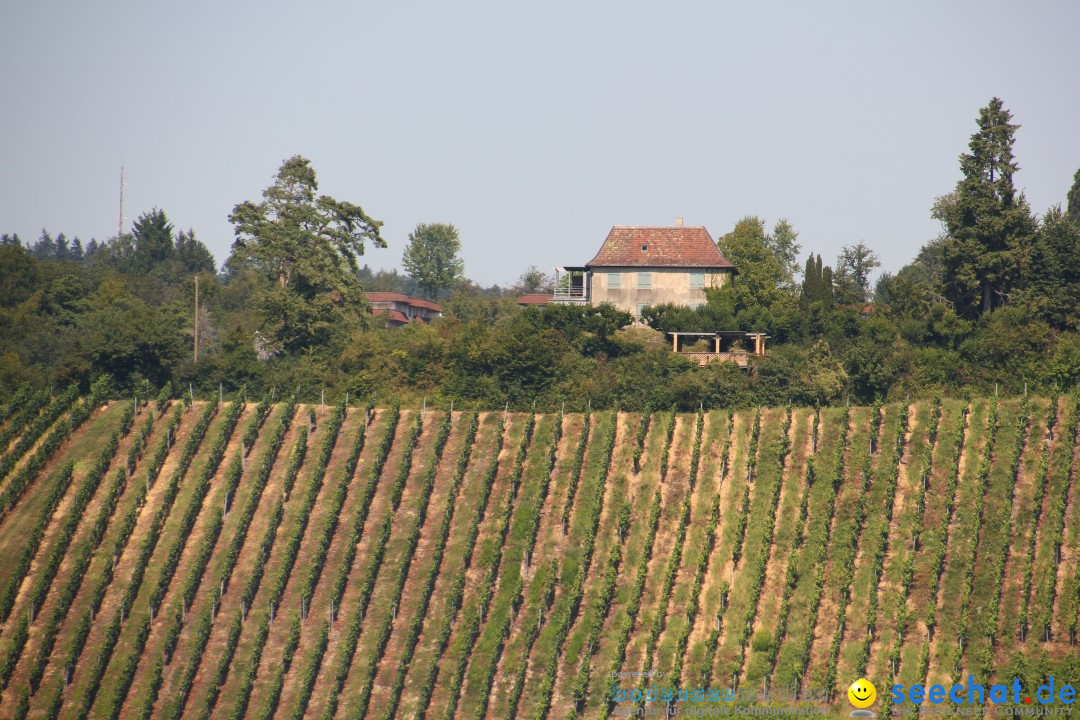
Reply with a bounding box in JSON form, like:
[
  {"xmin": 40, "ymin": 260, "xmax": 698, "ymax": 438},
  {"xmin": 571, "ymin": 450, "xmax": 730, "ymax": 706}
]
[{"xmin": 2, "ymin": 100, "xmax": 1079, "ymax": 410}]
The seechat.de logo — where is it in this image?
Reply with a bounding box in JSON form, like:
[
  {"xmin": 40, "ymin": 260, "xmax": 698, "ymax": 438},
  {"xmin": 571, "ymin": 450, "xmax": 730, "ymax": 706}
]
[{"xmin": 891, "ymin": 676, "xmax": 1076, "ymax": 706}]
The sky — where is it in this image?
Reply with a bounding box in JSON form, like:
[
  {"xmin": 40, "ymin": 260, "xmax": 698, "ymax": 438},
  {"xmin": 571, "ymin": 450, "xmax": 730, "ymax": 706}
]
[{"xmin": 2, "ymin": 1, "xmax": 1078, "ymax": 288}]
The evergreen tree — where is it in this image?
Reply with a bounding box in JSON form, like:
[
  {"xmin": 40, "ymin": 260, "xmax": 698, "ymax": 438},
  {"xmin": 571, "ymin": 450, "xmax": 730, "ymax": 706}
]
[
  {"xmin": 228, "ymin": 155, "xmax": 385, "ymax": 351},
  {"xmin": 175, "ymin": 228, "xmax": 216, "ymax": 274},
  {"xmin": 1067, "ymin": 167, "xmax": 1080, "ymax": 225},
  {"xmin": 70, "ymin": 237, "xmax": 84, "ymax": 262},
  {"xmin": 54, "ymin": 232, "xmax": 70, "ymax": 261},
  {"xmin": 31, "ymin": 229, "xmax": 55, "ymax": 260},
  {"xmin": 821, "ymin": 265, "xmax": 834, "ymax": 306},
  {"xmin": 801, "ymin": 253, "xmax": 818, "ymax": 303},
  {"xmin": 938, "ymin": 98, "xmax": 1037, "ymax": 316},
  {"xmin": 1015, "ymin": 206, "xmax": 1080, "ymax": 329},
  {"xmin": 131, "ymin": 208, "xmax": 175, "ymax": 271}
]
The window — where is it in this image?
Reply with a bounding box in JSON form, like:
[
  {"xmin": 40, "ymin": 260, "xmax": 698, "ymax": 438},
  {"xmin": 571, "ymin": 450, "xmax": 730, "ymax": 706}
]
[
  {"xmin": 690, "ymin": 272, "xmax": 705, "ymax": 289},
  {"xmin": 637, "ymin": 272, "xmax": 651, "ymax": 289},
  {"xmin": 607, "ymin": 272, "xmax": 621, "ymax": 289},
  {"xmin": 641, "ymin": 244, "xmax": 648, "ymax": 252},
  {"xmin": 637, "ymin": 304, "xmax": 647, "ymax": 318},
  {"xmin": 689, "ymin": 300, "xmax": 704, "ymax": 310}
]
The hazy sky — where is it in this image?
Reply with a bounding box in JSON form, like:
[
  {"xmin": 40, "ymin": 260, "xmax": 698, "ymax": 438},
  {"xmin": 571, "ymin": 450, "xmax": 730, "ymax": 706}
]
[{"xmin": 2, "ymin": 1, "xmax": 1078, "ymax": 287}]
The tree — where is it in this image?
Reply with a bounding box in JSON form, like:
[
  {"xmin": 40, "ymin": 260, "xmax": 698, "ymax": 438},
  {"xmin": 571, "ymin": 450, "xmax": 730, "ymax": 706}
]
[
  {"xmin": 402, "ymin": 223, "xmax": 464, "ymax": 300},
  {"xmin": 174, "ymin": 229, "xmax": 216, "ymax": 274},
  {"xmin": 1067, "ymin": 167, "xmax": 1080, "ymax": 226},
  {"xmin": 1013, "ymin": 206, "xmax": 1080, "ymax": 329},
  {"xmin": 132, "ymin": 209, "xmax": 175, "ymax": 271},
  {"xmin": 228, "ymin": 155, "xmax": 385, "ymax": 351},
  {"xmin": 716, "ymin": 216, "xmax": 798, "ymax": 326},
  {"xmin": 938, "ymin": 98, "xmax": 1037, "ymax": 316},
  {"xmin": 514, "ymin": 265, "xmax": 553, "ymax": 294},
  {"xmin": 767, "ymin": 219, "xmax": 802, "ymax": 286},
  {"xmin": 833, "ymin": 241, "xmax": 880, "ymax": 305},
  {"xmin": 800, "ymin": 252, "xmax": 834, "ymax": 306}
]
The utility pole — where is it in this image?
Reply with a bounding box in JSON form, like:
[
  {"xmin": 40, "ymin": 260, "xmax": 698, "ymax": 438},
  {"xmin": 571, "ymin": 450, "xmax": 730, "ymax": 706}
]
[{"xmin": 194, "ymin": 275, "xmax": 200, "ymax": 364}]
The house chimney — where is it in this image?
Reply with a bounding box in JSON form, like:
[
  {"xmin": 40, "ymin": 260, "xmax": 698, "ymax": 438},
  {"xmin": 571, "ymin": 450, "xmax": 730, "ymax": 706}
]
[{"xmin": 675, "ymin": 216, "xmax": 684, "ymax": 227}]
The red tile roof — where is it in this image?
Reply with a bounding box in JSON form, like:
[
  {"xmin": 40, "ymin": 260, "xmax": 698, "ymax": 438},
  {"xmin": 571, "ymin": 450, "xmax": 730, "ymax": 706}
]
[
  {"xmin": 364, "ymin": 292, "xmax": 443, "ymax": 313},
  {"xmin": 585, "ymin": 226, "xmax": 735, "ymax": 269},
  {"xmin": 372, "ymin": 308, "xmax": 411, "ymax": 324},
  {"xmin": 516, "ymin": 294, "xmax": 553, "ymax": 306}
]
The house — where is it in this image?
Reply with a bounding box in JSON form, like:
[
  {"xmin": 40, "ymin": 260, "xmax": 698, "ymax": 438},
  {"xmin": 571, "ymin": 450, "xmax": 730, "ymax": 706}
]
[
  {"xmin": 365, "ymin": 292, "xmax": 443, "ymax": 326},
  {"xmin": 516, "ymin": 294, "xmax": 552, "ymax": 307},
  {"xmin": 552, "ymin": 220, "xmax": 736, "ymax": 317}
]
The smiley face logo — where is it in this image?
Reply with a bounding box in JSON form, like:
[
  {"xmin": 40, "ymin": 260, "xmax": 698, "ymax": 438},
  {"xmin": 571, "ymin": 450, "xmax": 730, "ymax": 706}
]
[{"xmin": 848, "ymin": 678, "xmax": 877, "ymax": 709}]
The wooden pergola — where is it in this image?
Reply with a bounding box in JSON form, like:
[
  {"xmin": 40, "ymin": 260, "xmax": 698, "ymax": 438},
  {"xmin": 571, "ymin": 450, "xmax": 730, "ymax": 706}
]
[{"xmin": 667, "ymin": 331, "xmax": 769, "ymax": 367}]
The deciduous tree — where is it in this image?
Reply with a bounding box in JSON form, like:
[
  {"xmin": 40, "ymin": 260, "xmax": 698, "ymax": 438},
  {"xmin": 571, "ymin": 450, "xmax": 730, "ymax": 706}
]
[{"xmin": 402, "ymin": 223, "xmax": 464, "ymax": 300}]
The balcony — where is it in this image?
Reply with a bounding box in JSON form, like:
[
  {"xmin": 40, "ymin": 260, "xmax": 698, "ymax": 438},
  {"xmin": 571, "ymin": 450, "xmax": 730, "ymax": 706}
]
[{"xmin": 552, "ymin": 266, "xmax": 590, "ymax": 304}]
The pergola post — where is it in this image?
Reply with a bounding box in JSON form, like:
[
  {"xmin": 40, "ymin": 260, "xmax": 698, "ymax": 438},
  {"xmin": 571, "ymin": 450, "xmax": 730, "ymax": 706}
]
[
  {"xmin": 672, "ymin": 334, "xmax": 678, "ymax": 352},
  {"xmin": 760, "ymin": 335, "xmax": 766, "ymax": 356},
  {"xmin": 714, "ymin": 335, "xmax": 720, "ymax": 353}
]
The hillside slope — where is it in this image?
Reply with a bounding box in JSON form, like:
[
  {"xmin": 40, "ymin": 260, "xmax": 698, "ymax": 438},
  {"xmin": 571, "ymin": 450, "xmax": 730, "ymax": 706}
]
[{"xmin": 0, "ymin": 396, "xmax": 1077, "ymax": 719}]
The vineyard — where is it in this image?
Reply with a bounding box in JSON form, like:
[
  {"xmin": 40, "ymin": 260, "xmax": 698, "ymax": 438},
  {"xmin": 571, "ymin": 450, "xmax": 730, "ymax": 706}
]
[{"xmin": 0, "ymin": 391, "xmax": 1078, "ymax": 720}]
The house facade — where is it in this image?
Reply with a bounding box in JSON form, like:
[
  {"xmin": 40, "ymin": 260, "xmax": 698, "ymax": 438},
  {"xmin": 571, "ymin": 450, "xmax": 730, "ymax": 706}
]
[
  {"xmin": 365, "ymin": 292, "xmax": 443, "ymax": 326},
  {"xmin": 554, "ymin": 223, "xmax": 736, "ymax": 317}
]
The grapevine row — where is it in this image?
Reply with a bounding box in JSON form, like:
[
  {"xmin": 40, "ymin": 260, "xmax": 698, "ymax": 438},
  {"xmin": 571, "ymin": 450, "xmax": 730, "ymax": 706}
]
[
  {"xmin": 730, "ymin": 408, "xmax": 762, "ymax": 567},
  {"xmin": 952, "ymin": 396, "xmax": 1000, "ymax": 680},
  {"xmin": 0, "ymin": 379, "xmax": 108, "ymax": 522},
  {"xmin": 561, "ymin": 411, "xmax": 592, "ymax": 530},
  {"xmin": 600, "ymin": 411, "xmax": 678, "ymax": 720},
  {"xmin": 71, "ymin": 400, "xmax": 217, "ymax": 718},
  {"xmin": 408, "ymin": 413, "xmax": 508, "ymax": 720},
  {"xmin": 101, "ymin": 398, "xmax": 246, "ymax": 719},
  {"xmin": 0, "ymin": 402, "xmax": 135, "ymax": 687},
  {"xmin": 634, "ymin": 410, "xmax": 706, "ymax": 708},
  {"xmin": 823, "ymin": 403, "xmax": 904, "ymax": 695},
  {"xmin": 380, "ymin": 411, "xmax": 480, "ymax": 720},
  {"xmin": 0, "ymin": 383, "xmax": 78, "ymax": 487},
  {"xmin": 731, "ymin": 406, "xmax": 794, "ymax": 687},
  {"xmin": 530, "ymin": 411, "xmax": 616, "ymax": 720},
  {"xmin": 437, "ymin": 414, "xmax": 537, "ymax": 720},
  {"xmin": 970, "ymin": 397, "xmax": 1031, "ymax": 677},
  {"xmin": 344, "ymin": 412, "xmax": 456, "ymax": 720},
  {"xmin": 878, "ymin": 398, "xmax": 943, "ymax": 697},
  {"xmin": 327, "ymin": 402, "xmax": 401, "ymax": 612},
  {"xmin": 1018, "ymin": 399, "xmax": 1059, "ymax": 639},
  {"xmin": 56, "ymin": 403, "xmax": 182, "ymax": 692},
  {"xmin": 786, "ymin": 408, "xmax": 851, "ymax": 693},
  {"xmin": 668, "ymin": 412, "xmax": 733, "ymax": 694},
  {"xmin": 0, "ymin": 464, "xmax": 75, "ymax": 685}
]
